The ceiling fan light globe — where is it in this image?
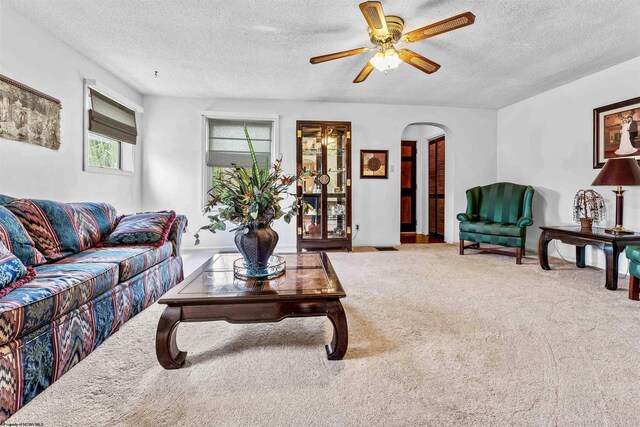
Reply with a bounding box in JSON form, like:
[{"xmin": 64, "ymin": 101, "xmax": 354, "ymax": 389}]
[{"xmin": 370, "ymin": 48, "xmax": 401, "ymax": 72}]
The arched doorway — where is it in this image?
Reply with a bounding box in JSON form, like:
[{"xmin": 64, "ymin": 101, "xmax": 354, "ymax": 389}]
[{"xmin": 400, "ymin": 123, "xmax": 450, "ymax": 244}]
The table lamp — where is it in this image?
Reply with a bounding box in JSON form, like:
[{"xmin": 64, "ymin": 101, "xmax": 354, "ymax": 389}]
[{"xmin": 592, "ymin": 158, "xmax": 640, "ymax": 234}]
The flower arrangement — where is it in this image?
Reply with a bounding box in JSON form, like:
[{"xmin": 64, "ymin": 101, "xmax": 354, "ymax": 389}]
[
  {"xmin": 194, "ymin": 125, "xmax": 302, "ymax": 245},
  {"xmin": 573, "ymin": 189, "xmax": 607, "ymax": 226}
]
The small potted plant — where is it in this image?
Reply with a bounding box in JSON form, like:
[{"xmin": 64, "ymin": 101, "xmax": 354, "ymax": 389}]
[
  {"xmin": 573, "ymin": 189, "xmax": 607, "ymax": 229},
  {"xmin": 195, "ymin": 125, "xmax": 304, "ymax": 275}
]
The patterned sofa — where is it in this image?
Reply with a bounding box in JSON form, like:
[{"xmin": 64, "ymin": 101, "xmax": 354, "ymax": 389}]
[{"xmin": 0, "ymin": 195, "xmax": 186, "ymax": 421}]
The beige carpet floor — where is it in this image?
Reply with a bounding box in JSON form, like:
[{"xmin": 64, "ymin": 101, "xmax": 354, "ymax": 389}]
[{"xmin": 10, "ymin": 245, "xmax": 640, "ymax": 426}]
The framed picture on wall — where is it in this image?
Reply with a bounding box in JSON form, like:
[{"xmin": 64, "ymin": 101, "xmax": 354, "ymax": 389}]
[
  {"xmin": 593, "ymin": 96, "xmax": 640, "ymax": 168},
  {"xmin": 360, "ymin": 149, "xmax": 388, "ymax": 178}
]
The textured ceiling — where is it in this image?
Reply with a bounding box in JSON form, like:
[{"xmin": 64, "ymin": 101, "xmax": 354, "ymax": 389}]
[{"xmin": 5, "ymin": 0, "xmax": 640, "ymax": 109}]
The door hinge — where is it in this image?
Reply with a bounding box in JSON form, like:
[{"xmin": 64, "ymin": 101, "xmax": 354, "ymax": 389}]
[
  {"xmin": 346, "ymin": 179, "xmax": 351, "ymax": 186},
  {"xmin": 297, "ymin": 130, "xmax": 302, "ymax": 138},
  {"xmin": 347, "ymin": 226, "xmax": 351, "ymax": 234},
  {"xmin": 346, "ymin": 131, "xmax": 351, "ymax": 139},
  {"xmin": 297, "ymin": 227, "xmax": 302, "ymax": 236}
]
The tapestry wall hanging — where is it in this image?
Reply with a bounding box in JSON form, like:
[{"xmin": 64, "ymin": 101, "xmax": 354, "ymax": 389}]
[{"xmin": 0, "ymin": 74, "xmax": 61, "ymax": 150}]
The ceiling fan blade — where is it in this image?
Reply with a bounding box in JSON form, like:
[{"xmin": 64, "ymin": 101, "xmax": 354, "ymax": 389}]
[
  {"xmin": 359, "ymin": 1, "xmax": 389, "ymax": 37},
  {"xmin": 403, "ymin": 12, "xmax": 475, "ymax": 43},
  {"xmin": 398, "ymin": 49, "xmax": 441, "ymax": 74},
  {"xmin": 353, "ymin": 61, "xmax": 375, "ymax": 83},
  {"xmin": 310, "ymin": 47, "xmax": 370, "ymax": 64}
]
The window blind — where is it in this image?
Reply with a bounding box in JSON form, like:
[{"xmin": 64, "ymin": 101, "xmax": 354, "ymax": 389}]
[
  {"xmin": 207, "ymin": 119, "xmax": 272, "ymax": 168},
  {"xmin": 88, "ymin": 88, "xmax": 138, "ymax": 144}
]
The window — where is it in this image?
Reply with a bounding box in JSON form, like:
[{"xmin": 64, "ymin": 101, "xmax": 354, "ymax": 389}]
[
  {"xmin": 202, "ymin": 113, "xmax": 278, "ymax": 205},
  {"xmin": 207, "ymin": 119, "xmax": 272, "ymax": 169},
  {"xmin": 84, "ymin": 83, "xmax": 139, "ymax": 174},
  {"xmin": 87, "ymin": 133, "xmax": 120, "ymax": 169}
]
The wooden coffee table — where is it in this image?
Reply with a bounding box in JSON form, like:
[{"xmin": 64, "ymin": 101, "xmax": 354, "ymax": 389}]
[{"xmin": 155, "ymin": 252, "xmax": 348, "ymax": 369}]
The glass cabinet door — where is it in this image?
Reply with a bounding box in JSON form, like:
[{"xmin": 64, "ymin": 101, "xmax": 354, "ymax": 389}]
[
  {"xmin": 300, "ymin": 125, "xmax": 323, "ymax": 240},
  {"xmin": 326, "ymin": 126, "xmax": 348, "ymax": 239}
]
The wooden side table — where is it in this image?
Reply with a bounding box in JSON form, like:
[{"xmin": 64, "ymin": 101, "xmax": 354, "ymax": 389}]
[{"xmin": 538, "ymin": 226, "xmax": 640, "ymax": 291}]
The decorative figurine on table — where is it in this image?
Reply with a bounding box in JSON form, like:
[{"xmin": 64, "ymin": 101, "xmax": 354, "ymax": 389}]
[{"xmin": 573, "ymin": 189, "xmax": 606, "ymax": 229}]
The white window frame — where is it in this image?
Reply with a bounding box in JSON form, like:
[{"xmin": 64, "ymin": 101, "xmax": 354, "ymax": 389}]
[
  {"xmin": 83, "ymin": 79, "xmax": 143, "ymax": 176},
  {"xmin": 201, "ymin": 111, "xmax": 280, "ymax": 209}
]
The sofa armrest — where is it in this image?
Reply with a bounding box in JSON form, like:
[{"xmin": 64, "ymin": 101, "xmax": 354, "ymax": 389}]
[{"xmin": 168, "ymin": 214, "xmax": 188, "ymax": 256}]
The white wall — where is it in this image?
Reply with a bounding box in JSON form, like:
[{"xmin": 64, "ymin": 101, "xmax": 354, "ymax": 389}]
[
  {"xmin": 0, "ymin": 3, "xmax": 143, "ymax": 214},
  {"xmin": 142, "ymin": 96, "xmax": 497, "ymax": 249},
  {"xmin": 401, "ymin": 124, "xmax": 445, "ymax": 235},
  {"xmin": 497, "ymin": 56, "xmax": 640, "ymax": 269}
]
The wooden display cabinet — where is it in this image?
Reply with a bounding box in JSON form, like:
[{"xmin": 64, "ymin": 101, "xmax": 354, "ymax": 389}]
[{"xmin": 296, "ymin": 121, "xmax": 352, "ymax": 252}]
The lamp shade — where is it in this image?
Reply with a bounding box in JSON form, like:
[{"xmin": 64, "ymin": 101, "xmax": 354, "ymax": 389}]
[{"xmin": 592, "ymin": 158, "xmax": 640, "ymax": 186}]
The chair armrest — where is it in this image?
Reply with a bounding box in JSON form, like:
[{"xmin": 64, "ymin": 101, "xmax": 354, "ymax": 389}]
[
  {"xmin": 517, "ymin": 186, "xmax": 535, "ymax": 228},
  {"xmin": 457, "ymin": 212, "xmax": 480, "ymax": 222},
  {"xmin": 516, "ymin": 217, "xmax": 533, "ymax": 227},
  {"xmin": 626, "ymin": 245, "xmax": 640, "ymax": 263},
  {"xmin": 168, "ymin": 214, "xmax": 188, "ymax": 256}
]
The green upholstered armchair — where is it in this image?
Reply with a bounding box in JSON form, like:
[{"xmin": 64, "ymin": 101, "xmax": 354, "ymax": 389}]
[
  {"xmin": 457, "ymin": 182, "xmax": 535, "ymax": 264},
  {"xmin": 626, "ymin": 246, "xmax": 640, "ymax": 300}
]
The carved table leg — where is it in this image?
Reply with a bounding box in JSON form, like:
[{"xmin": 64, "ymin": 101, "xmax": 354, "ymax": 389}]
[
  {"xmin": 156, "ymin": 306, "xmax": 187, "ymax": 369},
  {"xmin": 575, "ymin": 246, "xmax": 586, "ymax": 268},
  {"xmin": 603, "ymin": 244, "xmax": 619, "ymax": 291},
  {"xmin": 326, "ymin": 300, "xmax": 348, "ymax": 360},
  {"xmin": 630, "ymin": 276, "xmax": 640, "ymax": 300},
  {"xmin": 538, "ymin": 231, "xmax": 551, "ymax": 270}
]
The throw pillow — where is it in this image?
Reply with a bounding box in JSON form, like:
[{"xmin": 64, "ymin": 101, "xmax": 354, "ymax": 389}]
[
  {"xmin": 100, "ymin": 211, "xmax": 176, "ymax": 247},
  {"xmin": 0, "ymin": 206, "xmax": 46, "ymax": 266},
  {"xmin": 0, "ymin": 241, "xmax": 36, "ymax": 298},
  {"xmin": 6, "ymin": 199, "xmax": 117, "ymax": 261}
]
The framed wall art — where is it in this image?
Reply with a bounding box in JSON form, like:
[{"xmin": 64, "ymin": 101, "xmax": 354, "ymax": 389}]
[
  {"xmin": 0, "ymin": 74, "xmax": 61, "ymax": 150},
  {"xmin": 593, "ymin": 96, "xmax": 640, "ymax": 168},
  {"xmin": 360, "ymin": 149, "xmax": 388, "ymax": 178}
]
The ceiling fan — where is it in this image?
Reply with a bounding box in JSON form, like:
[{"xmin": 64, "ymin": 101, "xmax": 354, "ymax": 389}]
[{"xmin": 309, "ymin": 1, "xmax": 475, "ymax": 83}]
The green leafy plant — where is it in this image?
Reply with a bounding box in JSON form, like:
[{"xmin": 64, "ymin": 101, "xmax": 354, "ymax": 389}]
[{"xmin": 195, "ymin": 125, "xmax": 304, "ymax": 245}]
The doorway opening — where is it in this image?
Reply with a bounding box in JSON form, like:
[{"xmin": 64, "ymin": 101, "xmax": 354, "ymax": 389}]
[{"xmin": 399, "ymin": 124, "xmax": 447, "ymax": 244}]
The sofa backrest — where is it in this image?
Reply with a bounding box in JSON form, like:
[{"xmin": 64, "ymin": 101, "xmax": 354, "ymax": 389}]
[
  {"xmin": 0, "ymin": 195, "xmax": 15, "ymax": 205},
  {"xmin": 5, "ymin": 199, "xmax": 117, "ymax": 261},
  {"xmin": 476, "ymin": 182, "xmax": 528, "ymax": 224}
]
